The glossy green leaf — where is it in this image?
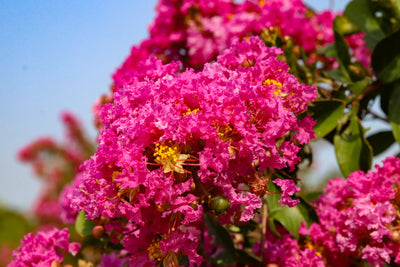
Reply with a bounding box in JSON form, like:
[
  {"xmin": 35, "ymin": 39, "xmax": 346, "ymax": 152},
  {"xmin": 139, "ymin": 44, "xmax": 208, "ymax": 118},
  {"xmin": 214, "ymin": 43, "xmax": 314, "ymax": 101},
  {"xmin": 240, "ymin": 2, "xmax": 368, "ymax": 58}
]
[
  {"xmin": 204, "ymin": 216, "xmax": 236, "ymax": 264},
  {"xmin": 75, "ymin": 210, "xmax": 95, "ymax": 237},
  {"xmin": 346, "ymin": 77, "xmax": 371, "ymax": 100},
  {"xmin": 334, "ymin": 114, "xmax": 373, "ymax": 177},
  {"xmin": 344, "ymin": 0, "xmax": 385, "ymax": 49},
  {"xmin": 367, "ymin": 131, "xmax": 396, "ymax": 156},
  {"xmin": 302, "ymin": 191, "xmax": 323, "ymax": 203},
  {"xmin": 388, "ymin": 84, "xmax": 400, "ymax": 145},
  {"xmin": 372, "ymin": 29, "xmax": 400, "ymax": 84},
  {"xmin": 308, "ymin": 99, "xmax": 346, "ymax": 138}
]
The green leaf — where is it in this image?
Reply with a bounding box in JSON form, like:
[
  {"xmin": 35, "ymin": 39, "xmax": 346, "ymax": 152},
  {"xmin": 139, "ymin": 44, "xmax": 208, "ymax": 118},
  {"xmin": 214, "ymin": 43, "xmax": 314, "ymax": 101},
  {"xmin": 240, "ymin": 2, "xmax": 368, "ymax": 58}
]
[
  {"xmin": 204, "ymin": 216, "xmax": 236, "ymax": 264},
  {"xmin": 346, "ymin": 77, "xmax": 371, "ymax": 100},
  {"xmin": 333, "ymin": 15, "xmax": 361, "ymax": 36},
  {"xmin": 75, "ymin": 210, "xmax": 95, "ymax": 237},
  {"xmin": 372, "ymin": 29, "xmax": 400, "ymax": 84},
  {"xmin": 344, "ymin": 0, "xmax": 385, "ymax": 49},
  {"xmin": 327, "ymin": 63, "xmax": 351, "ymax": 82},
  {"xmin": 308, "ymin": 99, "xmax": 346, "ymax": 138},
  {"xmin": 334, "ymin": 114, "xmax": 373, "ymax": 177},
  {"xmin": 333, "ymin": 29, "xmax": 351, "ymax": 68},
  {"xmin": 380, "ymin": 85, "xmax": 392, "ymax": 115},
  {"xmin": 388, "ymin": 84, "xmax": 400, "ymax": 145},
  {"xmin": 302, "ymin": 191, "xmax": 323, "ymax": 203},
  {"xmin": 317, "ymin": 43, "xmax": 336, "ymax": 58},
  {"xmin": 367, "ymin": 131, "xmax": 396, "ymax": 156},
  {"xmin": 268, "ymin": 204, "xmax": 307, "ymax": 239},
  {"xmin": 229, "ymin": 220, "xmax": 258, "ymax": 235}
]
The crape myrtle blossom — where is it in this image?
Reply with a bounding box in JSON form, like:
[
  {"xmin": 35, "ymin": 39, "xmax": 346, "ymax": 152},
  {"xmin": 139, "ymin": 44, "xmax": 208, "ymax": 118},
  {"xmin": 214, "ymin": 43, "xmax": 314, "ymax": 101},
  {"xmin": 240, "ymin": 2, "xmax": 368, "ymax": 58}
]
[
  {"xmin": 300, "ymin": 156, "xmax": 400, "ymax": 266},
  {"xmin": 112, "ymin": 0, "xmax": 327, "ymax": 81},
  {"xmin": 260, "ymin": 229, "xmax": 325, "ymax": 266},
  {"xmin": 8, "ymin": 228, "xmax": 80, "ymax": 267},
  {"xmin": 71, "ymin": 37, "xmax": 316, "ymax": 265},
  {"xmin": 113, "ymin": 0, "xmax": 369, "ymax": 82}
]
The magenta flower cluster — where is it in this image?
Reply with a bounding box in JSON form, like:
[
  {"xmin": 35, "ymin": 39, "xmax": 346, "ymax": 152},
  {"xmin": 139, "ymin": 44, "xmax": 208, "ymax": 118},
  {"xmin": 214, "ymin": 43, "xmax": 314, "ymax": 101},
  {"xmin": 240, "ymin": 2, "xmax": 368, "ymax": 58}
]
[
  {"xmin": 113, "ymin": 0, "xmax": 350, "ymax": 81},
  {"xmin": 9, "ymin": 1, "xmax": 379, "ymax": 266},
  {"xmin": 8, "ymin": 228, "xmax": 80, "ymax": 267},
  {"xmin": 261, "ymin": 230, "xmax": 324, "ymax": 266},
  {"xmin": 69, "ymin": 36, "xmax": 316, "ymax": 265},
  {"xmin": 300, "ymin": 156, "xmax": 400, "ymax": 266}
]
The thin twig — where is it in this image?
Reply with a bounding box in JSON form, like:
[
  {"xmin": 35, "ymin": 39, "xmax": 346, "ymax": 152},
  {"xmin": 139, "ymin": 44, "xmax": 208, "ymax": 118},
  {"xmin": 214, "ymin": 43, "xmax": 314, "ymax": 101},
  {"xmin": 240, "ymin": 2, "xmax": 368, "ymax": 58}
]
[
  {"xmin": 260, "ymin": 198, "xmax": 268, "ymax": 262},
  {"xmin": 365, "ymin": 107, "xmax": 389, "ymax": 122}
]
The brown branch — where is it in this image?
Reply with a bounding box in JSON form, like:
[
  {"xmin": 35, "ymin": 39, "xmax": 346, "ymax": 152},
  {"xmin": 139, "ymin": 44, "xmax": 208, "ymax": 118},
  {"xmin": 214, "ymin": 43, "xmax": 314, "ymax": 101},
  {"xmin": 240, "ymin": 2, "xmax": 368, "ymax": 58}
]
[{"xmin": 352, "ymin": 81, "xmax": 383, "ymax": 106}]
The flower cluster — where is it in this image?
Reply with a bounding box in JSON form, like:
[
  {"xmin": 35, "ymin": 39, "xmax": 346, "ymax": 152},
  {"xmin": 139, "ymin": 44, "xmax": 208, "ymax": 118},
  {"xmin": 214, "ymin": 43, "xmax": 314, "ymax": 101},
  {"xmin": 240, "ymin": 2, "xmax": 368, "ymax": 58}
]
[
  {"xmin": 261, "ymin": 230, "xmax": 324, "ymax": 266},
  {"xmin": 9, "ymin": 0, "xmax": 384, "ymax": 266},
  {"xmin": 8, "ymin": 228, "xmax": 80, "ymax": 267},
  {"xmin": 300, "ymin": 156, "xmax": 400, "ymax": 266},
  {"xmin": 70, "ymin": 36, "xmax": 316, "ymax": 265},
  {"xmin": 112, "ymin": 0, "xmax": 369, "ymax": 83}
]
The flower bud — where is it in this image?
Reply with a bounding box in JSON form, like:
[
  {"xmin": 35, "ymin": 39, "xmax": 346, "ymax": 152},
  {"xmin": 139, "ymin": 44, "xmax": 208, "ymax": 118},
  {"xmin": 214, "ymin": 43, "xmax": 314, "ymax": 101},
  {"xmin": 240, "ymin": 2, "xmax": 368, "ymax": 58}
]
[
  {"xmin": 92, "ymin": 225, "xmax": 105, "ymax": 239},
  {"xmin": 391, "ymin": 230, "xmax": 400, "ymax": 242}
]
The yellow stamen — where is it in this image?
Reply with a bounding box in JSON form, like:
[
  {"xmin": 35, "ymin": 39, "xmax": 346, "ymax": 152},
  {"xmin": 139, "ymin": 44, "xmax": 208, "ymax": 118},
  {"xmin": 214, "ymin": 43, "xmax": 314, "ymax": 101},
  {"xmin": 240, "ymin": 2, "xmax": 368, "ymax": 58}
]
[
  {"xmin": 263, "ymin": 79, "xmax": 287, "ymax": 97},
  {"xmin": 183, "ymin": 108, "xmax": 199, "ymax": 116},
  {"xmin": 148, "ymin": 242, "xmax": 163, "ymax": 261},
  {"xmin": 263, "ymin": 79, "xmax": 282, "ymax": 89},
  {"xmin": 305, "ymin": 241, "xmax": 322, "ymax": 257},
  {"xmin": 153, "ymin": 142, "xmax": 189, "ymax": 174}
]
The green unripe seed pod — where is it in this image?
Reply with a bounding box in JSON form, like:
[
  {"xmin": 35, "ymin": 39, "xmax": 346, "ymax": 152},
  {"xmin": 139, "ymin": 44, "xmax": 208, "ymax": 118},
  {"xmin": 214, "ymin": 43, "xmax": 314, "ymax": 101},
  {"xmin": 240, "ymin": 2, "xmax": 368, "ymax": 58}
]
[{"xmin": 209, "ymin": 195, "xmax": 230, "ymax": 215}]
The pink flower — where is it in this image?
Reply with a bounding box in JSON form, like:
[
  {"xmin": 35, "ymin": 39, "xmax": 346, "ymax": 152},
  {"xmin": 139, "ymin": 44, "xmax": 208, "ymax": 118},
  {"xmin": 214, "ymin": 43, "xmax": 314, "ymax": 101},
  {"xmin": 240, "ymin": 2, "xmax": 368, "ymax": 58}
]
[
  {"xmin": 301, "ymin": 156, "xmax": 400, "ymax": 266},
  {"xmin": 97, "ymin": 252, "xmax": 129, "ymax": 267},
  {"xmin": 273, "ymin": 179, "xmax": 301, "ymax": 207},
  {"xmin": 114, "ymin": 0, "xmax": 347, "ymax": 76},
  {"xmin": 72, "ymin": 37, "xmax": 316, "ymax": 264}
]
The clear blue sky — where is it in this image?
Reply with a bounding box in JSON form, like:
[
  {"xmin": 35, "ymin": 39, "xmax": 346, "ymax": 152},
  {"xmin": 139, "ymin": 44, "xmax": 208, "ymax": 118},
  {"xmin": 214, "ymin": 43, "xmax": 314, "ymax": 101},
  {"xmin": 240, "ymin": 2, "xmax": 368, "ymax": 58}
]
[{"xmin": 0, "ymin": 1, "xmax": 349, "ymax": 211}]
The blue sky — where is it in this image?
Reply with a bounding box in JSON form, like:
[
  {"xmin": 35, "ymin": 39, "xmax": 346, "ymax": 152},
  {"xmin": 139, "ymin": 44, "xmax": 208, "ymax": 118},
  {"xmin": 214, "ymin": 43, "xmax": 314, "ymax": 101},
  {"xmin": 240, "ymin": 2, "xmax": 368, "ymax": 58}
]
[{"xmin": 0, "ymin": 1, "xmax": 349, "ymax": 211}]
